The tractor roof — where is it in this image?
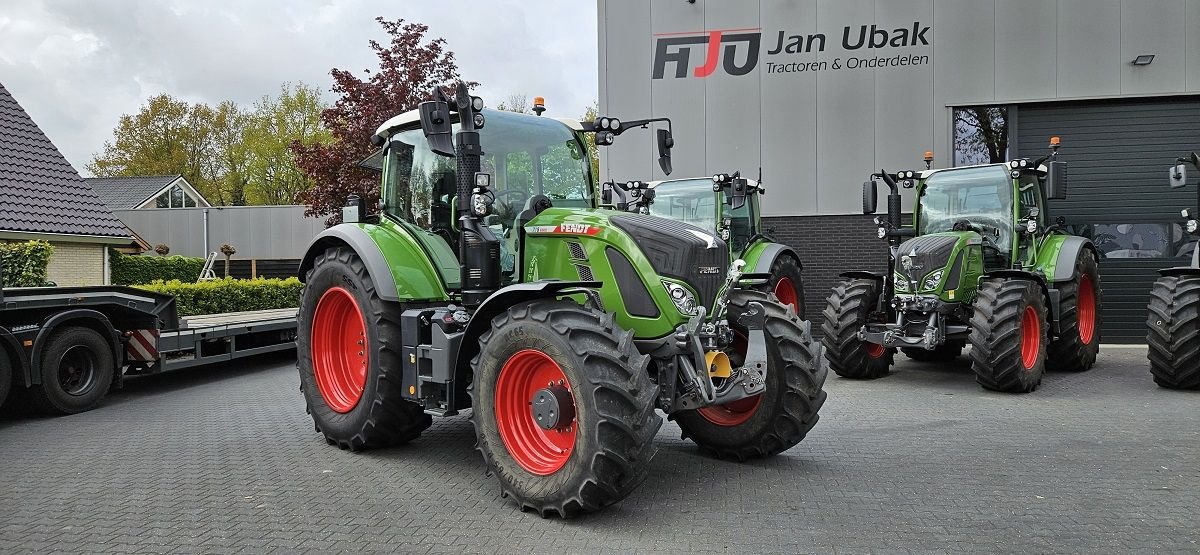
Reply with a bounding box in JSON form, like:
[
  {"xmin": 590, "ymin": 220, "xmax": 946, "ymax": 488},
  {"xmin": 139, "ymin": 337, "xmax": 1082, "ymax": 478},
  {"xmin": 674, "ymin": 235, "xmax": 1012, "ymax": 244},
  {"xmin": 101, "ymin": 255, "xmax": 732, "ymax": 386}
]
[
  {"xmin": 375, "ymin": 108, "xmax": 582, "ymax": 137},
  {"xmin": 646, "ymin": 177, "xmax": 759, "ymax": 189}
]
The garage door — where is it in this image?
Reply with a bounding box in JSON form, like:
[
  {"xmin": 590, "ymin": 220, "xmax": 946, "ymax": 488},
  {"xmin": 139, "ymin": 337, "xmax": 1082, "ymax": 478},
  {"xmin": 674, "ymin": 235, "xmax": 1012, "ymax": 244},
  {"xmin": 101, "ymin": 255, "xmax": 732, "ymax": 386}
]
[{"xmin": 1014, "ymin": 96, "xmax": 1200, "ymax": 343}]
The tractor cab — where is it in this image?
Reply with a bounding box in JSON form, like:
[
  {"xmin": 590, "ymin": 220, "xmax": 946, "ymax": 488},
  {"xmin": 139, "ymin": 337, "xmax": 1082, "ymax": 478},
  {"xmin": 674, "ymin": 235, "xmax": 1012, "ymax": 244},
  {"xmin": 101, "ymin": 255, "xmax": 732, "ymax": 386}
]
[
  {"xmin": 643, "ymin": 173, "xmax": 763, "ymax": 253},
  {"xmin": 376, "ymin": 109, "xmax": 595, "ymax": 285}
]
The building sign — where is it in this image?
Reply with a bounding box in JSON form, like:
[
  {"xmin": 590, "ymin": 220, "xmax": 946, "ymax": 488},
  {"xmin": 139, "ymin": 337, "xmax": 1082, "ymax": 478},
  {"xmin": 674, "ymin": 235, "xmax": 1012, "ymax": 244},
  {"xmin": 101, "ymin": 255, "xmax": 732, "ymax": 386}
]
[{"xmin": 652, "ymin": 22, "xmax": 931, "ymax": 79}]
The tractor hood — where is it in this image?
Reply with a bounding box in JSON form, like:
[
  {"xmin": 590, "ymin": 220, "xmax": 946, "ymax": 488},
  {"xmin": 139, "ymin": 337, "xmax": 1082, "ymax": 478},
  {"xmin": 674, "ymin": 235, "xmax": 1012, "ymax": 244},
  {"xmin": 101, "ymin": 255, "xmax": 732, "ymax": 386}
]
[{"xmin": 895, "ymin": 232, "xmax": 980, "ymax": 294}]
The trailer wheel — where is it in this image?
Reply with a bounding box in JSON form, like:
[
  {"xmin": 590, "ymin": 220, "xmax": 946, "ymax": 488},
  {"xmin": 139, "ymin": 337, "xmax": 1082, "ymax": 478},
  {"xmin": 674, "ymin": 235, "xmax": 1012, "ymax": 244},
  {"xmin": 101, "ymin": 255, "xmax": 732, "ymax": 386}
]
[
  {"xmin": 0, "ymin": 349, "xmax": 11, "ymax": 410},
  {"xmin": 297, "ymin": 246, "xmax": 431, "ymax": 451},
  {"xmin": 1048, "ymin": 250, "xmax": 1102, "ymax": 372},
  {"xmin": 821, "ymin": 278, "xmax": 893, "ymax": 379},
  {"xmin": 1146, "ymin": 275, "xmax": 1200, "ymax": 389},
  {"xmin": 470, "ymin": 299, "xmax": 661, "ymax": 518},
  {"xmin": 970, "ymin": 279, "xmax": 1047, "ymax": 393},
  {"xmin": 676, "ymin": 289, "xmax": 827, "ymax": 460},
  {"xmin": 27, "ymin": 326, "xmax": 115, "ymax": 414},
  {"xmin": 902, "ymin": 341, "xmax": 965, "ymax": 363},
  {"xmin": 764, "ymin": 255, "xmax": 805, "ymax": 319}
]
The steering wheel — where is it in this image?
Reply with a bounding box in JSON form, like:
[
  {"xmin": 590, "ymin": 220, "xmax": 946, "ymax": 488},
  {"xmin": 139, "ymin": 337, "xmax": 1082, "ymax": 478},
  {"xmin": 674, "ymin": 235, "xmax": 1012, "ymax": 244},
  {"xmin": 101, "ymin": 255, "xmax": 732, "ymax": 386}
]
[{"xmin": 493, "ymin": 189, "xmax": 529, "ymax": 209}]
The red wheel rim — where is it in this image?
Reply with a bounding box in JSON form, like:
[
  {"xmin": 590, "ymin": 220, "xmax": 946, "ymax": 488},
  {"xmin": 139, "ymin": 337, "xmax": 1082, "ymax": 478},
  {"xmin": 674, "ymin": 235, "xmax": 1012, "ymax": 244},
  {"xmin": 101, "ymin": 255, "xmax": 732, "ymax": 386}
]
[
  {"xmin": 495, "ymin": 350, "xmax": 577, "ymax": 475},
  {"xmin": 1020, "ymin": 306, "xmax": 1041, "ymax": 370},
  {"xmin": 698, "ymin": 331, "xmax": 762, "ymax": 427},
  {"xmin": 865, "ymin": 343, "xmax": 887, "ymax": 359},
  {"xmin": 311, "ymin": 287, "xmax": 368, "ymax": 413},
  {"xmin": 773, "ymin": 276, "xmax": 800, "ymax": 313},
  {"xmin": 1077, "ymin": 274, "xmax": 1096, "ymax": 345}
]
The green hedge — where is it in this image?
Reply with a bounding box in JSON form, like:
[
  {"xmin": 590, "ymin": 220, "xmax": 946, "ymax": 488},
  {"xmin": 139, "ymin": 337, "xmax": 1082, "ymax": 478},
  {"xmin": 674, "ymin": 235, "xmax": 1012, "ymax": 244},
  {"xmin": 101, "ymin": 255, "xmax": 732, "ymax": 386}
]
[
  {"xmin": 110, "ymin": 252, "xmax": 206, "ymax": 285},
  {"xmin": 0, "ymin": 240, "xmax": 54, "ymax": 287},
  {"xmin": 137, "ymin": 277, "xmax": 302, "ymax": 317}
]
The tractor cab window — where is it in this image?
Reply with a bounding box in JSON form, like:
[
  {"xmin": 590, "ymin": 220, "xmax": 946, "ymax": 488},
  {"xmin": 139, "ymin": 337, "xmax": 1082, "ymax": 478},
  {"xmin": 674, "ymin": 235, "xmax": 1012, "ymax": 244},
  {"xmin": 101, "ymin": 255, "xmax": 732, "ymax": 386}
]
[
  {"xmin": 1017, "ymin": 174, "xmax": 1046, "ymax": 226},
  {"xmin": 919, "ymin": 165, "xmax": 1015, "ymax": 260},
  {"xmin": 647, "ymin": 178, "xmax": 718, "ymax": 231}
]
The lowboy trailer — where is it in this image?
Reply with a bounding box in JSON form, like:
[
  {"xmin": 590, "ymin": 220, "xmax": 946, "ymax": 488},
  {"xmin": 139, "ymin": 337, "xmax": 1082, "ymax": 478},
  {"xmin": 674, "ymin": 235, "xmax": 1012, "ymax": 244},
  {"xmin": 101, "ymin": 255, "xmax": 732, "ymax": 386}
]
[{"xmin": 0, "ymin": 275, "xmax": 297, "ymax": 415}]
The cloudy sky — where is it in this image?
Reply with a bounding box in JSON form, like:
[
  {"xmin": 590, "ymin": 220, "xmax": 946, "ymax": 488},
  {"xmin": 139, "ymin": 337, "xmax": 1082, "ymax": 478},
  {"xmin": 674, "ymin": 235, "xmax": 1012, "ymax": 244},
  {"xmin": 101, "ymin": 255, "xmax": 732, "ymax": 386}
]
[{"xmin": 0, "ymin": 0, "xmax": 598, "ymax": 173}]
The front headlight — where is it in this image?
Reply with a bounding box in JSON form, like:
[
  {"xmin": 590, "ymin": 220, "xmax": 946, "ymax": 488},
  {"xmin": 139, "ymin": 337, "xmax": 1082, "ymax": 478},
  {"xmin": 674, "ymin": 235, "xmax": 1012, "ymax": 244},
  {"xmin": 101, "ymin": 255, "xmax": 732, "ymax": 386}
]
[
  {"xmin": 893, "ymin": 272, "xmax": 909, "ymax": 292},
  {"xmin": 922, "ymin": 269, "xmax": 944, "ymax": 291},
  {"xmin": 662, "ymin": 281, "xmax": 698, "ymax": 316},
  {"xmin": 1188, "ymin": 220, "xmax": 1198, "ymax": 234}
]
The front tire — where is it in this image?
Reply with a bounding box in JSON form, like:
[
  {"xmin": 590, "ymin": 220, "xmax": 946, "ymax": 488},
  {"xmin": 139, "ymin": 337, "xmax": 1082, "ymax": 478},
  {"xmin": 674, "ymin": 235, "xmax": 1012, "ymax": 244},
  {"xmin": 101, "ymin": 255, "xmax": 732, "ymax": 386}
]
[
  {"xmin": 821, "ymin": 278, "xmax": 893, "ymax": 379},
  {"xmin": 27, "ymin": 326, "xmax": 115, "ymax": 414},
  {"xmin": 297, "ymin": 246, "xmax": 431, "ymax": 451},
  {"xmin": 969, "ymin": 279, "xmax": 1047, "ymax": 393},
  {"xmin": 470, "ymin": 299, "xmax": 661, "ymax": 518},
  {"xmin": 675, "ymin": 289, "xmax": 827, "ymax": 460},
  {"xmin": 1146, "ymin": 275, "xmax": 1200, "ymax": 389},
  {"xmin": 1048, "ymin": 250, "xmax": 1102, "ymax": 372}
]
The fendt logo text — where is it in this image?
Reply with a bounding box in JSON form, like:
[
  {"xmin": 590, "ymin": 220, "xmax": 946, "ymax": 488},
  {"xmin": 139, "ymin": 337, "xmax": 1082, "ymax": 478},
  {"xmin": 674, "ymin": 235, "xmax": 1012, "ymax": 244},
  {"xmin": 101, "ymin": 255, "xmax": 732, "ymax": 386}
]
[
  {"xmin": 652, "ymin": 22, "xmax": 931, "ymax": 79},
  {"xmin": 652, "ymin": 28, "xmax": 761, "ymax": 79}
]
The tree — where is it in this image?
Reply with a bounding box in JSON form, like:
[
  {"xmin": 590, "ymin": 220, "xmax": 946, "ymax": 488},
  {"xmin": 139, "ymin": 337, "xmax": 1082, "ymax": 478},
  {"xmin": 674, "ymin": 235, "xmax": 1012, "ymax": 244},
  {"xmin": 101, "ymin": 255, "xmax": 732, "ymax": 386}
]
[
  {"xmin": 495, "ymin": 94, "xmax": 529, "ymax": 114},
  {"xmin": 244, "ymin": 83, "xmax": 330, "ymax": 205},
  {"xmin": 210, "ymin": 100, "xmax": 253, "ymax": 205},
  {"xmin": 293, "ymin": 17, "xmax": 475, "ymax": 225},
  {"xmin": 580, "ymin": 102, "xmax": 600, "ymax": 181},
  {"xmin": 954, "ymin": 107, "xmax": 1008, "ymax": 166}
]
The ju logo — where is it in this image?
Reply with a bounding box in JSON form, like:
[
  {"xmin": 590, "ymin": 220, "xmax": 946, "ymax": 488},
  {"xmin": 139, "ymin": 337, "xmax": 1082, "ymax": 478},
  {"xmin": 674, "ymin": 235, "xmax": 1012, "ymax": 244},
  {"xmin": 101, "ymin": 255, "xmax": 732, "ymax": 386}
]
[{"xmin": 651, "ymin": 28, "xmax": 761, "ymax": 79}]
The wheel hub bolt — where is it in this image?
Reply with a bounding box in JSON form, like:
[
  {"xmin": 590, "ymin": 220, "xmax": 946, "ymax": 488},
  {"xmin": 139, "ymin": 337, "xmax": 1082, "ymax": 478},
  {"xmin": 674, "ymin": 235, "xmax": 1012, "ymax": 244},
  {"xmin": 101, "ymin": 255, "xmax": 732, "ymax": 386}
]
[{"xmin": 530, "ymin": 385, "xmax": 575, "ymax": 431}]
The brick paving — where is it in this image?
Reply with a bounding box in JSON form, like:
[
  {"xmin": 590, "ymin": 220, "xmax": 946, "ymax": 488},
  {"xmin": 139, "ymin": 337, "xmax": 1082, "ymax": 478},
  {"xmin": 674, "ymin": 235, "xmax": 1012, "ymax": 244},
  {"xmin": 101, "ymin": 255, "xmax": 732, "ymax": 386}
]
[{"xmin": 1, "ymin": 347, "xmax": 1197, "ymax": 554}]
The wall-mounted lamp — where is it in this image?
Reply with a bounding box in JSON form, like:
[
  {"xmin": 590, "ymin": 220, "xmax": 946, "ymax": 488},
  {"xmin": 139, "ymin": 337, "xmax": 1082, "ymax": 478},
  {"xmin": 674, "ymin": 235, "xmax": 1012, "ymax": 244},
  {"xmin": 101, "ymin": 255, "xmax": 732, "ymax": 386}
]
[{"xmin": 1130, "ymin": 54, "xmax": 1155, "ymax": 65}]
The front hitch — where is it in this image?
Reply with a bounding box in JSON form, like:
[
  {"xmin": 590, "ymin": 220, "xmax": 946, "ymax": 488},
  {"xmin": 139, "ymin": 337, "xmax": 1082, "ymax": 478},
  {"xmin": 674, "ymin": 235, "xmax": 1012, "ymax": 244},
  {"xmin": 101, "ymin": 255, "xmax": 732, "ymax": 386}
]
[{"xmin": 671, "ymin": 299, "xmax": 769, "ymax": 411}]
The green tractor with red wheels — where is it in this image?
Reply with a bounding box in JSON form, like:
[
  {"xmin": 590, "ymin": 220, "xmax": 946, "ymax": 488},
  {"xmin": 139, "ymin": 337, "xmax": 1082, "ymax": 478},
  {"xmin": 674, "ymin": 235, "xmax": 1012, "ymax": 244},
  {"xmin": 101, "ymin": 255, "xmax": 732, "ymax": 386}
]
[
  {"xmin": 822, "ymin": 138, "xmax": 1102, "ymax": 393},
  {"xmin": 602, "ymin": 173, "xmax": 806, "ymax": 318},
  {"xmin": 1146, "ymin": 152, "xmax": 1200, "ymax": 388},
  {"xmin": 295, "ymin": 83, "xmax": 827, "ymax": 517}
]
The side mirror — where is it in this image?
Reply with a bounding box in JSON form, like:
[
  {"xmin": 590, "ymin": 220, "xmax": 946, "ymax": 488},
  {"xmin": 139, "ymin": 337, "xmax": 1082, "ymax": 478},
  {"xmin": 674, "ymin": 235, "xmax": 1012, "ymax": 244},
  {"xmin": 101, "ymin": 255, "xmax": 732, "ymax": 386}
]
[
  {"xmin": 728, "ymin": 177, "xmax": 749, "ymax": 210},
  {"xmin": 1170, "ymin": 163, "xmax": 1188, "ymax": 189},
  {"xmin": 418, "ymin": 100, "xmax": 455, "ymax": 157},
  {"xmin": 657, "ymin": 128, "xmax": 674, "ymax": 175},
  {"xmin": 601, "ymin": 182, "xmax": 613, "ymax": 205},
  {"xmin": 343, "ymin": 194, "xmax": 365, "ymax": 224},
  {"xmin": 863, "ymin": 181, "xmax": 878, "ymax": 214},
  {"xmin": 1045, "ymin": 160, "xmax": 1067, "ymax": 200}
]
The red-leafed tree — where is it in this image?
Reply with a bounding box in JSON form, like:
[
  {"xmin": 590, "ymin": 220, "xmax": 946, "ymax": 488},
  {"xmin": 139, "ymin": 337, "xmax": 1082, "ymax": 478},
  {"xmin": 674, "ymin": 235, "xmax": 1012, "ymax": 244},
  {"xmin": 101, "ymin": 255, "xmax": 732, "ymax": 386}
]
[{"xmin": 292, "ymin": 17, "xmax": 475, "ymax": 225}]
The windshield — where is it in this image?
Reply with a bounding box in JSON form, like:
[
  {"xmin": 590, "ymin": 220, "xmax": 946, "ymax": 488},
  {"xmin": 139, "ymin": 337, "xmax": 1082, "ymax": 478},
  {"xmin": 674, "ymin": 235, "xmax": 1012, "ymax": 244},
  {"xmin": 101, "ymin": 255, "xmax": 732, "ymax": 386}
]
[
  {"xmin": 383, "ymin": 109, "xmax": 593, "ymax": 227},
  {"xmin": 919, "ymin": 165, "xmax": 1014, "ymax": 251},
  {"xmin": 647, "ymin": 178, "xmax": 718, "ymax": 230}
]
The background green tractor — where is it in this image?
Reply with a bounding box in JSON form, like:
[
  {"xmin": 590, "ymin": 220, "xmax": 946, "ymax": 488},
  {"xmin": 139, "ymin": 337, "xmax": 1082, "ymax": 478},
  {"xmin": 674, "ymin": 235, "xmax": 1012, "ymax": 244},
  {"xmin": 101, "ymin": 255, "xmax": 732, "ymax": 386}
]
[
  {"xmin": 295, "ymin": 83, "xmax": 826, "ymax": 517},
  {"xmin": 600, "ymin": 172, "xmax": 805, "ymax": 317},
  {"xmin": 1146, "ymin": 152, "xmax": 1200, "ymax": 389},
  {"xmin": 822, "ymin": 138, "xmax": 1101, "ymax": 393}
]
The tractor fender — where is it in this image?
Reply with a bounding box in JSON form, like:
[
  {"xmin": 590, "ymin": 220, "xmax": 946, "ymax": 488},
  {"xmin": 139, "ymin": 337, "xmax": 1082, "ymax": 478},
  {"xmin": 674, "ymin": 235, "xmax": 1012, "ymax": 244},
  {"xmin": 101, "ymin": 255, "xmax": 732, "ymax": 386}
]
[
  {"xmin": 1048, "ymin": 236, "xmax": 1098, "ymax": 283},
  {"xmin": 1158, "ymin": 244, "xmax": 1200, "ymax": 278},
  {"xmin": 298, "ymin": 223, "xmax": 449, "ymax": 302},
  {"xmin": 454, "ymin": 280, "xmax": 602, "ymax": 380},
  {"xmin": 838, "ymin": 270, "xmax": 885, "ymax": 285},
  {"xmin": 747, "ymin": 242, "xmax": 801, "ymax": 274},
  {"xmin": 980, "ymin": 269, "xmax": 1061, "ymax": 334},
  {"xmin": 0, "ymin": 328, "xmax": 29, "ymax": 387},
  {"xmin": 29, "ymin": 309, "xmax": 121, "ymax": 387}
]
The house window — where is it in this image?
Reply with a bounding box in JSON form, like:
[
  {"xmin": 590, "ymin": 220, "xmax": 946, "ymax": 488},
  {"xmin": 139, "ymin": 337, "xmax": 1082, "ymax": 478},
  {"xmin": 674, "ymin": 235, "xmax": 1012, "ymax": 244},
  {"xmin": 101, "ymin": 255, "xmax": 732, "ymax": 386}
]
[
  {"xmin": 953, "ymin": 106, "xmax": 1010, "ymax": 166},
  {"xmin": 153, "ymin": 184, "xmax": 197, "ymax": 208}
]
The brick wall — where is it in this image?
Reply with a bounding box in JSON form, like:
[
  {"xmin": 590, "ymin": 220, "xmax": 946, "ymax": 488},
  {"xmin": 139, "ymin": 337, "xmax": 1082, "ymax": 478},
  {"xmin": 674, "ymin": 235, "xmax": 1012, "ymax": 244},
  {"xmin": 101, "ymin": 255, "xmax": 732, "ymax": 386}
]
[
  {"xmin": 764, "ymin": 214, "xmax": 910, "ymax": 329},
  {"xmin": 46, "ymin": 242, "xmax": 106, "ymax": 286}
]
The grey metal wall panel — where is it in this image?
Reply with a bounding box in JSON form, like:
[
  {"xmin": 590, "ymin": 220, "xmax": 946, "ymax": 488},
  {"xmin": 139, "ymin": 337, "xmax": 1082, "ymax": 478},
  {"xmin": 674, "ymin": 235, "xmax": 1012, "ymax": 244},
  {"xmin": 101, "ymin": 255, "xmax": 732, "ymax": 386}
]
[
  {"xmin": 933, "ymin": 0, "xmax": 994, "ymax": 105},
  {"xmin": 760, "ymin": 0, "xmax": 819, "ymax": 216},
  {"xmin": 1056, "ymin": 0, "xmax": 1122, "ymax": 98},
  {"xmin": 703, "ymin": 1, "xmax": 761, "ymax": 181},
  {"xmin": 875, "ymin": 0, "xmax": 935, "ymax": 198},
  {"xmin": 649, "ymin": 1, "xmax": 707, "ymax": 183},
  {"xmin": 1189, "ymin": 0, "xmax": 1200, "ymax": 91},
  {"xmin": 995, "ymin": 0, "xmax": 1057, "ymax": 101},
  {"xmin": 1120, "ymin": 0, "xmax": 1187, "ymax": 95},
  {"xmin": 1015, "ymin": 96, "xmax": 1200, "ymax": 341},
  {"xmin": 601, "ymin": 0, "xmax": 654, "ymax": 181},
  {"xmin": 114, "ymin": 206, "xmax": 326, "ymax": 259}
]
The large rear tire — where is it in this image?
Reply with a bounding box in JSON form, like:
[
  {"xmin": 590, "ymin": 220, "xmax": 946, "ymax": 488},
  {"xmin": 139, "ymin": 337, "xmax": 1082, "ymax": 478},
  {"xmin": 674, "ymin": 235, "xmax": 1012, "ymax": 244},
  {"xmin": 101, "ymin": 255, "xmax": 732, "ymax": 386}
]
[
  {"xmin": 27, "ymin": 326, "xmax": 115, "ymax": 414},
  {"xmin": 297, "ymin": 246, "xmax": 431, "ymax": 451},
  {"xmin": 902, "ymin": 341, "xmax": 965, "ymax": 363},
  {"xmin": 470, "ymin": 299, "xmax": 661, "ymax": 518},
  {"xmin": 764, "ymin": 254, "xmax": 805, "ymax": 319},
  {"xmin": 821, "ymin": 278, "xmax": 893, "ymax": 379},
  {"xmin": 1146, "ymin": 275, "xmax": 1200, "ymax": 389},
  {"xmin": 969, "ymin": 279, "xmax": 1047, "ymax": 393},
  {"xmin": 0, "ymin": 349, "xmax": 13, "ymax": 411},
  {"xmin": 676, "ymin": 289, "xmax": 827, "ymax": 460},
  {"xmin": 1048, "ymin": 250, "xmax": 1102, "ymax": 372}
]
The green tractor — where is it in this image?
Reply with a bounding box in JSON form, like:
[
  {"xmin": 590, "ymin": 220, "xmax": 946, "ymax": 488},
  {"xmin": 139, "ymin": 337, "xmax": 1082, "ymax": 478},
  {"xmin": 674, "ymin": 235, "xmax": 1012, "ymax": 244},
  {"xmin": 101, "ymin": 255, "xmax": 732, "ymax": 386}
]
[
  {"xmin": 1146, "ymin": 152, "xmax": 1200, "ymax": 389},
  {"xmin": 822, "ymin": 138, "xmax": 1102, "ymax": 393},
  {"xmin": 601, "ymin": 173, "xmax": 805, "ymax": 316},
  {"xmin": 295, "ymin": 83, "xmax": 827, "ymax": 517}
]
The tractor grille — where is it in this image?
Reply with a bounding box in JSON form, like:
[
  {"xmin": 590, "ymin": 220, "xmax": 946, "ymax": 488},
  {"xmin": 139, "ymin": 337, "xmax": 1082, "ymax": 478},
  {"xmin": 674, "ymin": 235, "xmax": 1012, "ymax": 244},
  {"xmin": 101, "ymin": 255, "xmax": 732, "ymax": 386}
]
[
  {"xmin": 567, "ymin": 241, "xmax": 586, "ymax": 260},
  {"xmin": 896, "ymin": 234, "xmax": 959, "ymax": 283},
  {"xmin": 575, "ymin": 264, "xmax": 594, "ymax": 282},
  {"xmin": 610, "ymin": 213, "xmax": 729, "ymax": 308}
]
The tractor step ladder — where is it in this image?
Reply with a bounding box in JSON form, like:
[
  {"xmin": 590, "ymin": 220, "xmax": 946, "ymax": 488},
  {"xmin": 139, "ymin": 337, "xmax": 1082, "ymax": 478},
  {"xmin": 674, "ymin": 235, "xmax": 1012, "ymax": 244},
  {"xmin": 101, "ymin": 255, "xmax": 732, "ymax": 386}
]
[{"xmin": 198, "ymin": 252, "xmax": 219, "ymax": 281}]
